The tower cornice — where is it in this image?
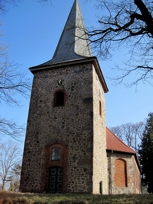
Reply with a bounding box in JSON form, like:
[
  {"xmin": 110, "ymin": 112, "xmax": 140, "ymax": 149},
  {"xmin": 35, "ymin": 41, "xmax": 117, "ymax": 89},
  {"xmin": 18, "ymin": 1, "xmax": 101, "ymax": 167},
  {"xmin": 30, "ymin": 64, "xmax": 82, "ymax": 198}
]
[{"xmin": 30, "ymin": 56, "xmax": 109, "ymax": 93}]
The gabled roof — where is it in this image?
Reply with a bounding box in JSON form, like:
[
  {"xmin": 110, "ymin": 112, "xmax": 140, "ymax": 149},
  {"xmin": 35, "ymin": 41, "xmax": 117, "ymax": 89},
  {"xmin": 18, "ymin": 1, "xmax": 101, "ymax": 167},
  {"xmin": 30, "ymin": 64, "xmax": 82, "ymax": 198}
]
[
  {"xmin": 106, "ymin": 127, "xmax": 141, "ymax": 171},
  {"xmin": 37, "ymin": 0, "xmax": 92, "ymax": 67},
  {"xmin": 106, "ymin": 127, "xmax": 135, "ymax": 154}
]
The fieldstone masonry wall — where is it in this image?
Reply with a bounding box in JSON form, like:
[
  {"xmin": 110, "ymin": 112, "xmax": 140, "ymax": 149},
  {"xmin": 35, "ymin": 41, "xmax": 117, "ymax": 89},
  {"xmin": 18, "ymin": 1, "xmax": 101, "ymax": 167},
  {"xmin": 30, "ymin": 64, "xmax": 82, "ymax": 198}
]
[
  {"xmin": 92, "ymin": 67, "xmax": 108, "ymax": 194},
  {"xmin": 132, "ymin": 156, "xmax": 141, "ymax": 194},
  {"xmin": 20, "ymin": 62, "xmax": 105, "ymax": 193}
]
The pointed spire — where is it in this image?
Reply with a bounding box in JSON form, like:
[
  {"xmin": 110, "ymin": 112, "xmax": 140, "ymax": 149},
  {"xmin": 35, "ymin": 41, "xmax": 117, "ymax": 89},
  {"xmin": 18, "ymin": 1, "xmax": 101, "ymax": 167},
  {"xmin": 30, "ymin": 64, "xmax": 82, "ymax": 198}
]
[{"xmin": 44, "ymin": 0, "xmax": 92, "ymax": 65}]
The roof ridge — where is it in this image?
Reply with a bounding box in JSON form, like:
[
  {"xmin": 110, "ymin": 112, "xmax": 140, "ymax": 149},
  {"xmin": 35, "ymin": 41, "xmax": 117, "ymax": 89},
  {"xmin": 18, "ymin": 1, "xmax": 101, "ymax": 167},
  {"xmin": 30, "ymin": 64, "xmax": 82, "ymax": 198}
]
[{"xmin": 106, "ymin": 127, "xmax": 136, "ymax": 153}]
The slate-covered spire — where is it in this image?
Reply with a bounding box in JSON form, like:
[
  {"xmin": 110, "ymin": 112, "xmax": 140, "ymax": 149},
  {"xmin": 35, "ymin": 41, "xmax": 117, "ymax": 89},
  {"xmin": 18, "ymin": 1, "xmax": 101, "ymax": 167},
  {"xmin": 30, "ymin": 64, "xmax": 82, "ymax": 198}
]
[{"xmin": 44, "ymin": 0, "xmax": 92, "ymax": 65}]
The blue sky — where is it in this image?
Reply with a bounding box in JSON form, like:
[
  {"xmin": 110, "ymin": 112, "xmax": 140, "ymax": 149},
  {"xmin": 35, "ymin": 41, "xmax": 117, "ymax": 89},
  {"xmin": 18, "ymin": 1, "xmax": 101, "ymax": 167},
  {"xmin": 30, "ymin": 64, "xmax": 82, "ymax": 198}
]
[{"xmin": 0, "ymin": 0, "xmax": 152, "ymax": 144}]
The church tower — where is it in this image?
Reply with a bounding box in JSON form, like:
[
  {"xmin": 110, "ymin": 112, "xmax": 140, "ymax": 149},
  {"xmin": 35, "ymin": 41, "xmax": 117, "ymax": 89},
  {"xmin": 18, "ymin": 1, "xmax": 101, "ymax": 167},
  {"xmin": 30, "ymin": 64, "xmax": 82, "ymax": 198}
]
[{"xmin": 20, "ymin": 0, "xmax": 109, "ymax": 194}]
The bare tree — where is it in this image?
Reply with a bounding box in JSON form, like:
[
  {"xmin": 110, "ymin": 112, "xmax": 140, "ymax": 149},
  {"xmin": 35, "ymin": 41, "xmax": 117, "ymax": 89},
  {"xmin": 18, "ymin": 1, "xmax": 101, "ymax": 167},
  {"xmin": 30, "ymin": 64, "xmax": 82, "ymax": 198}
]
[
  {"xmin": 0, "ymin": 141, "xmax": 21, "ymax": 190},
  {"xmin": 0, "ymin": 45, "xmax": 30, "ymax": 138},
  {"xmin": 110, "ymin": 121, "xmax": 145, "ymax": 153},
  {"xmin": 0, "ymin": 1, "xmax": 56, "ymax": 139},
  {"xmin": 86, "ymin": 0, "xmax": 153, "ymax": 86},
  {"xmin": 8, "ymin": 163, "xmax": 21, "ymax": 192}
]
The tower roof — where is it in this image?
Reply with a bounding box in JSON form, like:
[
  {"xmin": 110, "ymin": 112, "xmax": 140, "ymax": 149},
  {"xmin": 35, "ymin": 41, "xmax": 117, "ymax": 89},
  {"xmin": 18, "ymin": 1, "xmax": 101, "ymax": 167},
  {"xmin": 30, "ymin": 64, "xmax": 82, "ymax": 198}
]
[
  {"xmin": 29, "ymin": 0, "xmax": 108, "ymax": 93},
  {"xmin": 42, "ymin": 0, "xmax": 92, "ymax": 66}
]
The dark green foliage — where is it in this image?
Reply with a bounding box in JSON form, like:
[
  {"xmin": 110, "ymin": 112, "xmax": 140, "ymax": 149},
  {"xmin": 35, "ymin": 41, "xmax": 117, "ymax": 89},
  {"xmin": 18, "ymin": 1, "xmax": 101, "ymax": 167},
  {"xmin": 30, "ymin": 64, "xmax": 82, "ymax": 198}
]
[{"xmin": 139, "ymin": 112, "xmax": 153, "ymax": 193}]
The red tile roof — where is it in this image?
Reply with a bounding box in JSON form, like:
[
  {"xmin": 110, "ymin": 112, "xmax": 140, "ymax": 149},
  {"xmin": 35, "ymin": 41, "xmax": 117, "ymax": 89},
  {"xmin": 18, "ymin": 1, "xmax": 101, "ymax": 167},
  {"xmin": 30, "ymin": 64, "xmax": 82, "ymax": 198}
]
[{"xmin": 106, "ymin": 127, "xmax": 136, "ymax": 154}]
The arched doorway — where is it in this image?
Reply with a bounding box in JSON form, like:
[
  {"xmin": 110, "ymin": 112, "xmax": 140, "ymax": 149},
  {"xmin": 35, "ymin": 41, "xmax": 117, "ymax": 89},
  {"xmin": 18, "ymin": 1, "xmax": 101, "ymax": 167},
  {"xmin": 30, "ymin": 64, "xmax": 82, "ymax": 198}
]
[
  {"xmin": 42, "ymin": 141, "xmax": 68, "ymax": 193},
  {"xmin": 48, "ymin": 167, "xmax": 63, "ymax": 193}
]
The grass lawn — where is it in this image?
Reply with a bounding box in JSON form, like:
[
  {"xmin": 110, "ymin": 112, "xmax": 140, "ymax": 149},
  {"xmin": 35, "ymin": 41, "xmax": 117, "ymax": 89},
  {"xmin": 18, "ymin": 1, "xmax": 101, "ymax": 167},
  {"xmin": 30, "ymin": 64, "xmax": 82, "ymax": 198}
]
[{"xmin": 0, "ymin": 191, "xmax": 153, "ymax": 204}]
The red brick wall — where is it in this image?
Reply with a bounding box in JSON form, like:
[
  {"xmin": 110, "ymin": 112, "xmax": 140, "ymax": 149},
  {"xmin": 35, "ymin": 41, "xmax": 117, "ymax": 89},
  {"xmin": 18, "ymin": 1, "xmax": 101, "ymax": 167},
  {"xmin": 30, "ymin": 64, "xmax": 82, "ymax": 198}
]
[{"xmin": 114, "ymin": 159, "xmax": 127, "ymax": 187}]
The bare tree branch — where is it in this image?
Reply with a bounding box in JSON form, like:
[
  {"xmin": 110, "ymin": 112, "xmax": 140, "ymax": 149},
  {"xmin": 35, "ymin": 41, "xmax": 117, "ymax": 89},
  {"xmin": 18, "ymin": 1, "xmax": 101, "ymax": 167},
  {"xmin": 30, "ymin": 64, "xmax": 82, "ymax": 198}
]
[
  {"xmin": 0, "ymin": 61, "xmax": 30, "ymax": 106},
  {"xmin": 0, "ymin": 0, "xmax": 52, "ymax": 139},
  {"xmin": 0, "ymin": 118, "xmax": 24, "ymax": 139},
  {"xmin": 110, "ymin": 121, "xmax": 145, "ymax": 153},
  {"xmin": 86, "ymin": 0, "xmax": 153, "ymax": 86},
  {"xmin": 0, "ymin": 44, "xmax": 31, "ymax": 139}
]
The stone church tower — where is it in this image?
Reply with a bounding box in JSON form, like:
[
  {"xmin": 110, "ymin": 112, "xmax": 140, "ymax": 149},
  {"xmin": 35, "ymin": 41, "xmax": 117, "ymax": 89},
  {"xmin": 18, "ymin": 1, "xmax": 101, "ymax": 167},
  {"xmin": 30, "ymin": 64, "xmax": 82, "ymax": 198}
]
[{"xmin": 20, "ymin": 0, "xmax": 109, "ymax": 194}]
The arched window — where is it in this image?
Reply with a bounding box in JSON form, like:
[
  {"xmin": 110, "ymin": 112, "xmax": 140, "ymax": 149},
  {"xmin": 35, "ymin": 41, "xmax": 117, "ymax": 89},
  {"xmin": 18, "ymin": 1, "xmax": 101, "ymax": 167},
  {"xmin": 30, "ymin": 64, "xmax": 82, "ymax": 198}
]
[
  {"xmin": 52, "ymin": 148, "xmax": 61, "ymax": 161},
  {"xmin": 54, "ymin": 91, "xmax": 64, "ymax": 107},
  {"xmin": 99, "ymin": 101, "xmax": 102, "ymax": 116},
  {"xmin": 114, "ymin": 159, "xmax": 127, "ymax": 187}
]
